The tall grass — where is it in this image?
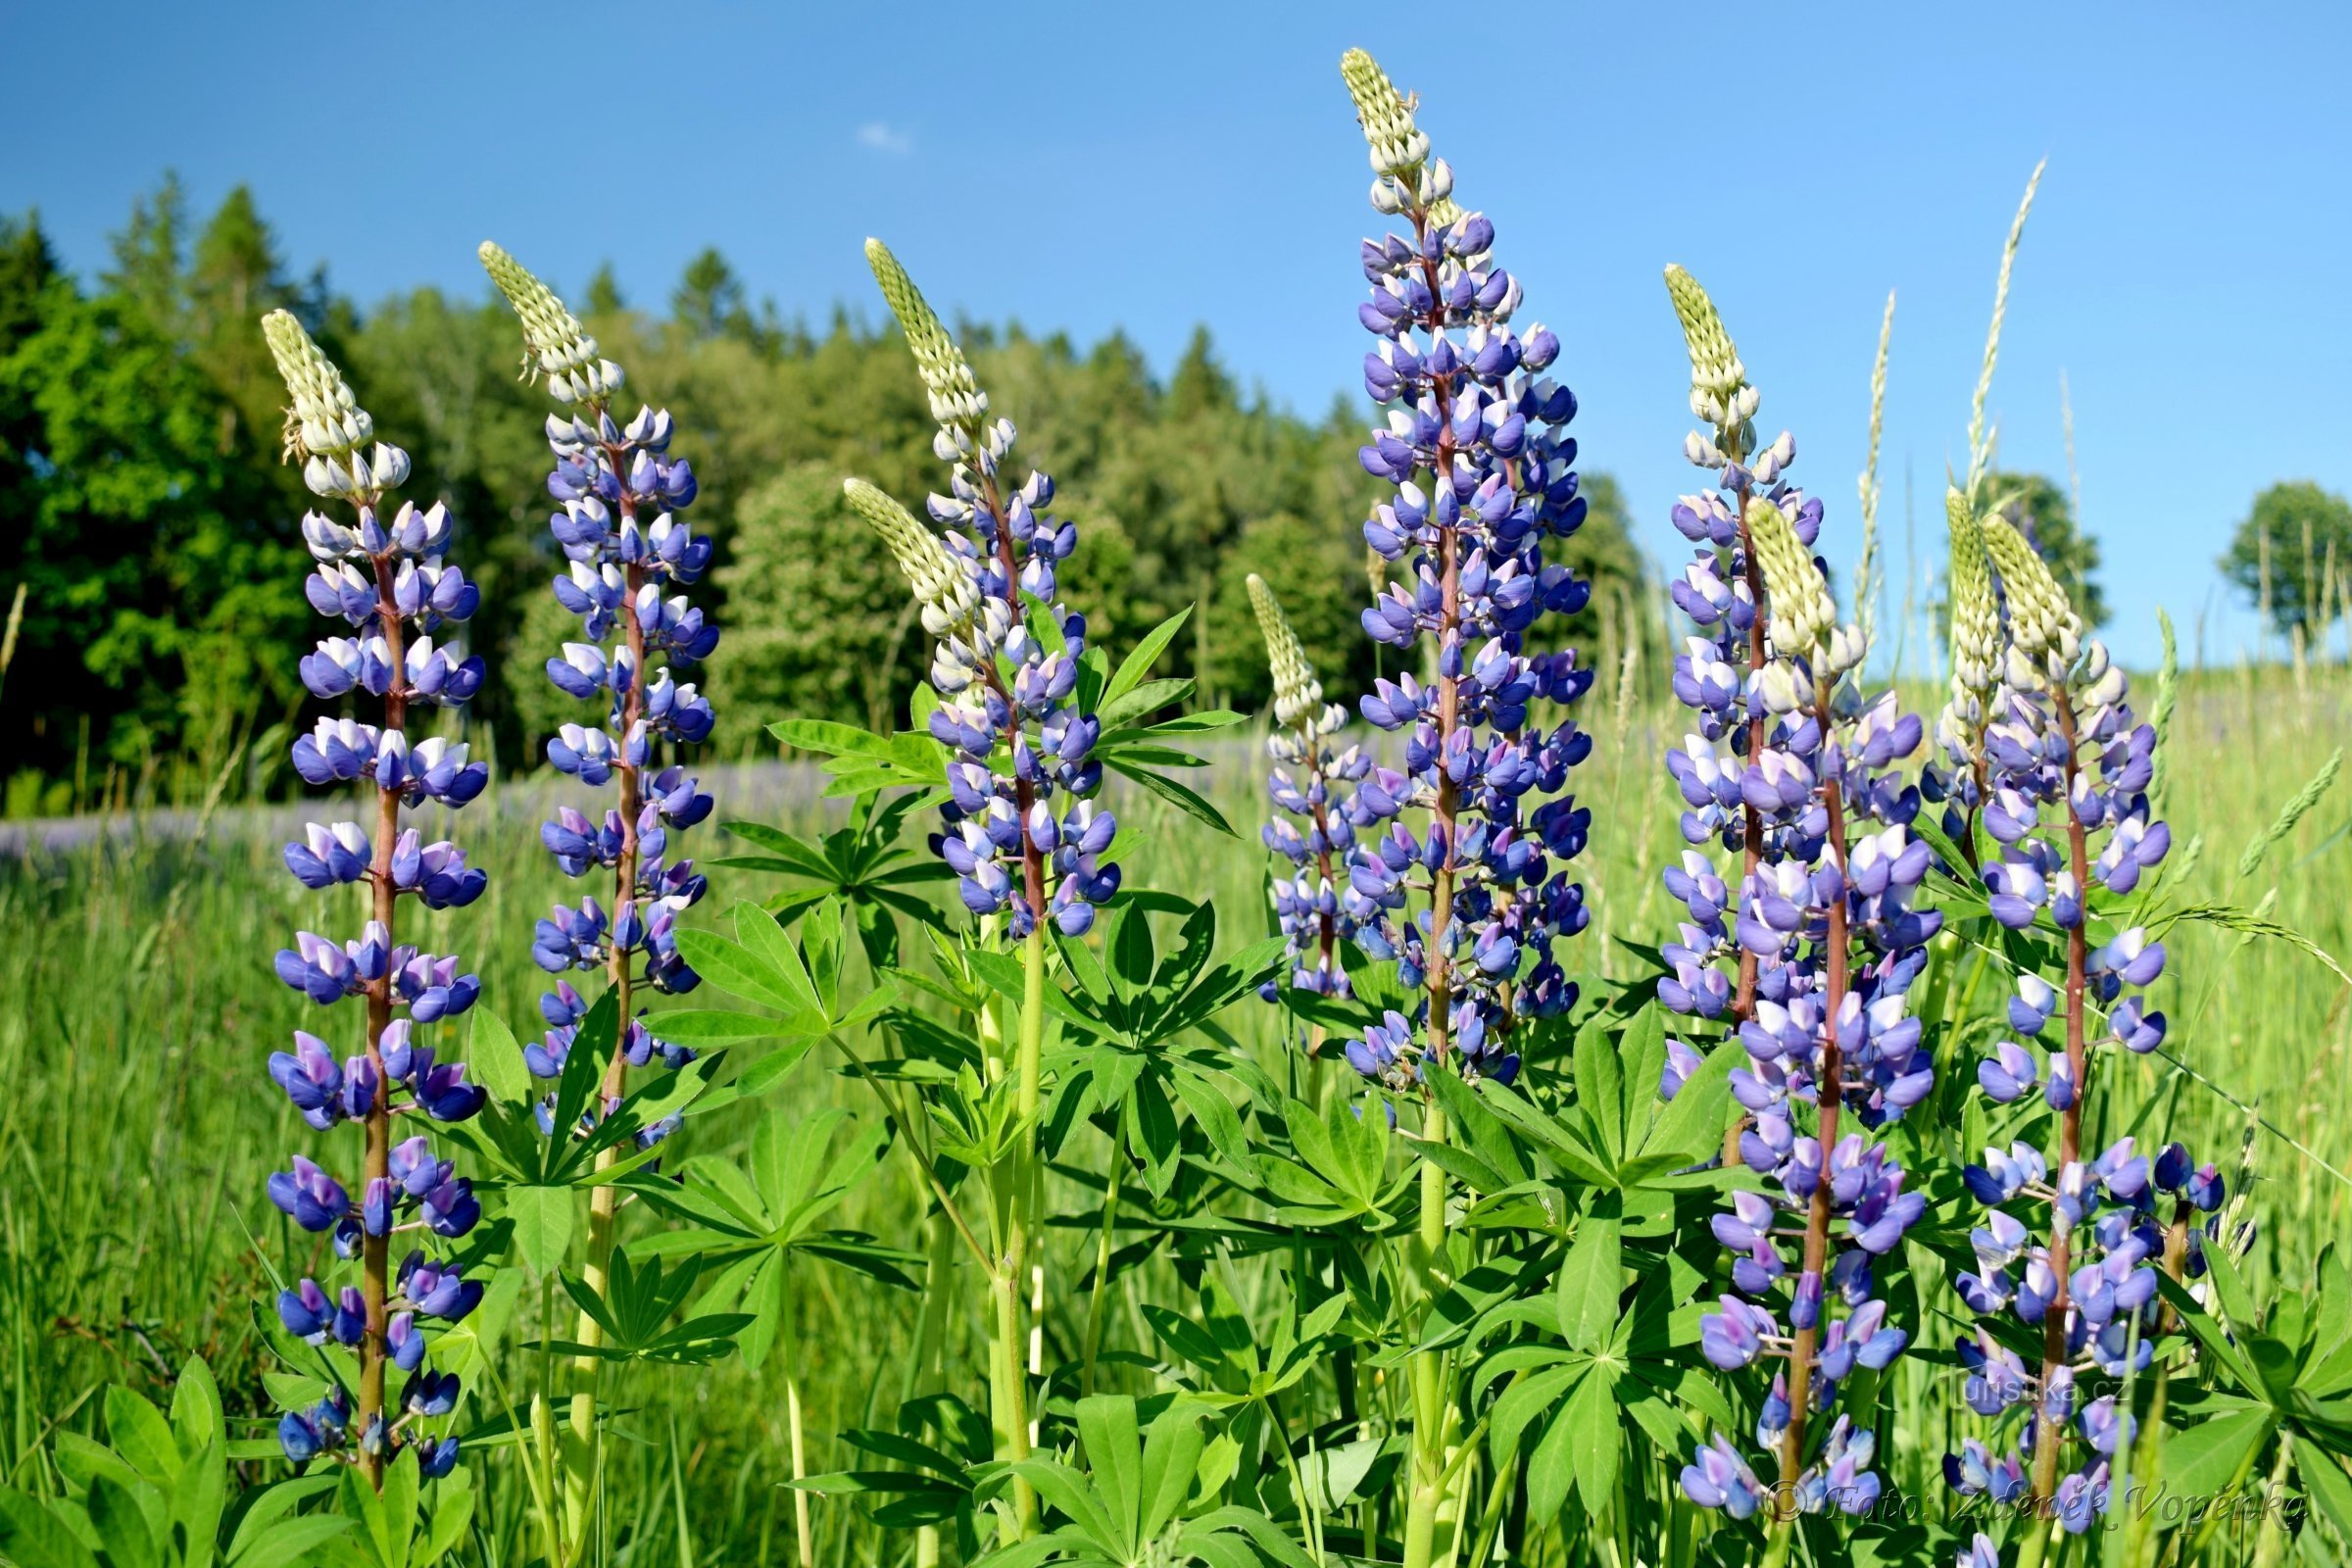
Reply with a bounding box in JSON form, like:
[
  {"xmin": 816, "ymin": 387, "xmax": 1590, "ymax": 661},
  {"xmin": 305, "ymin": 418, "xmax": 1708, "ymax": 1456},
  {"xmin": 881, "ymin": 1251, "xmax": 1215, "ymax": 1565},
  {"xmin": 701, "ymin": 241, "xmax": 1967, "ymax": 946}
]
[{"xmin": 2, "ymin": 662, "xmax": 2346, "ymax": 1562}]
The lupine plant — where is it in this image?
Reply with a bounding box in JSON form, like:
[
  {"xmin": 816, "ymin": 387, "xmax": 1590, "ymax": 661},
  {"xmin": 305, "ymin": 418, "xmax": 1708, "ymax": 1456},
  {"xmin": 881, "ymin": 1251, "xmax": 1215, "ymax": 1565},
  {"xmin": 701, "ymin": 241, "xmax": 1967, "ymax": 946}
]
[
  {"xmin": 1335, "ymin": 46, "xmax": 1596, "ymax": 1568},
  {"xmin": 475, "ymin": 240, "xmax": 723, "ymax": 1558},
  {"xmin": 1247, "ymin": 571, "xmax": 1364, "ymax": 1011},
  {"xmin": 262, "ymin": 311, "xmax": 491, "ymax": 1491},
  {"xmin": 1936, "ymin": 503, "xmax": 2214, "ymax": 1566},
  {"xmin": 1650, "ymin": 280, "xmax": 1938, "ymax": 1560}
]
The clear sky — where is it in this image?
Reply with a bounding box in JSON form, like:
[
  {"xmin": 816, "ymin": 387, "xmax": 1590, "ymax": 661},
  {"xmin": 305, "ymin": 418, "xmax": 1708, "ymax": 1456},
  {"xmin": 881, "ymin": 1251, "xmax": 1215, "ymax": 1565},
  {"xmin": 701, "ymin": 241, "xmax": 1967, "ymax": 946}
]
[{"xmin": 12, "ymin": 1, "xmax": 2349, "ymax": 668}]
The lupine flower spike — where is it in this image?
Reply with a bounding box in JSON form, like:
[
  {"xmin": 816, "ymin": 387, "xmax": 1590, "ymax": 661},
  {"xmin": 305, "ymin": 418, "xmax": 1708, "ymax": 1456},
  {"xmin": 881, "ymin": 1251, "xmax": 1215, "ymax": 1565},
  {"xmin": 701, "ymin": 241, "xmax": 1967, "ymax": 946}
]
[
  {"xmin": 1658, "ymin": 267, "xmax": 1790, "ymax": 1036},
  {"xmin": 846, "ymin": 240, "xmax": 1118, "ymax": 941},
  {"xmin": 1248, "ymin": 573, "xmax": 1367, "ymax": 1012},
  {"xmin": 1925, "ymin": 488, "xmax": 2003, "ymax": 872},
  {"xmin": 478, "ymin": 242, "xmax": 717, "ymax": 1146},
  {"xmin": 1670, "ymin": 474, "xmax": 1939, "ymax": 1537},
  {"xmin": 263, "ymin": 311, "xmax": 488, "ymax": 1484},
  {"xmin": 1940, "ymin": 509, "xmax": 2187, "ymax": 1546},
  {"xmin": 1337, "ymin": 48, "xmax": 1593, "ymax": 1097}
]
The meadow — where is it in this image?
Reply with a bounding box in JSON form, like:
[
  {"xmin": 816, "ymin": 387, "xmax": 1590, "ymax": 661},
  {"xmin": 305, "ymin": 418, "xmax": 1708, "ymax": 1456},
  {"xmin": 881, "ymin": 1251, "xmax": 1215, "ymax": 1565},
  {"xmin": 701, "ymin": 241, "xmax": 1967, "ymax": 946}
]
[
  {"xmin": 6, "ymin": 40, "xmax": 2352, "ymax": 1568},
  {"xmin": 3, "ymin": 657, "xmax": 2346, "ymax": 1565}
]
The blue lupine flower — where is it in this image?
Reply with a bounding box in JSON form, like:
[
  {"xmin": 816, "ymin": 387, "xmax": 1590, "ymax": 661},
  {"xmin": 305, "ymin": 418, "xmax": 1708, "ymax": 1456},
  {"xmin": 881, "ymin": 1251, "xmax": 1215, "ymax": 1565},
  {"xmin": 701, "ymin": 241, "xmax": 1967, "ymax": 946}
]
[
  {"xmin": 843, "ymin": 241, "xmax": 1118, "ymax": 941},
  {"xmin": 1653, "ymin": 346, "xmax": 1934, "ymax": 1518},
  {"xmin": 259, "ymin": 312, "xmax": 487, "ymax": 1480},
  {"xmin": 481, "ymin": 245, "xmax": 715, "ymax": 1139},
  {"xmin": 1938, "ymin": 510, "xmax": 2192, "ymax": 1538},
  {"xmin": 1330, "ymin": 52, "xmax": 1592, "ymax": 1097},
  {"xmin": 1248, "ymin": 574, "xmax": 1368, "ymax": 1004}
]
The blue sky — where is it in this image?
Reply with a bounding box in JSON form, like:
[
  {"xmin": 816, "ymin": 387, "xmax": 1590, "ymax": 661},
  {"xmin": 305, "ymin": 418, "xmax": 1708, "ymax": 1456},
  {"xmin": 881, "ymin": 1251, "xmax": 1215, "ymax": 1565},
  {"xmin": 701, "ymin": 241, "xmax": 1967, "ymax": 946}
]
[{"xmin": 12, "ymin": 1, "xmax": 2349, "ymax": 668}]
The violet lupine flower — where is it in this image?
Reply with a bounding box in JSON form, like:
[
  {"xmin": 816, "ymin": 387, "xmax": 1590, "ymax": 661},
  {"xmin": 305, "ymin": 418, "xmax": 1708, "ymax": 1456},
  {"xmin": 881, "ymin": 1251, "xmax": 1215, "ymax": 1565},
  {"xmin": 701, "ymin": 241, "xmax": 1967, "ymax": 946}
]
[
  {"xmin": 843, "ymin": 240, "xmax": 1117, "ymax": 941},
  {"xmin": 261, "ymin": 312, "xmax": 488, "ymax": 1481},
  {"xmin": 1940, "ymin": 1137, "xmax": 2224, "ymax": 1543},
  {"xmin": 1937, "ymin": 513, "xmax": 2200, "ymax": 1543},
  {"xmin": 1247, "ymin": 573, "xmax": 1367, "ymax": 1003},
  {"xmin": 479, "ymin": 244, "xmax": 715, "ymax": 1132},
  {"xmin": 1333, "ymin": 50, "xmax": 1592, "ymax": 1094},
  {"xmin": 1655, "ymin": 265, "xmax": 1786, "ymax": 1032},
  {"xmin": 1671, "ymin": 491, "xmax": 1938, "ymax": 1524}
]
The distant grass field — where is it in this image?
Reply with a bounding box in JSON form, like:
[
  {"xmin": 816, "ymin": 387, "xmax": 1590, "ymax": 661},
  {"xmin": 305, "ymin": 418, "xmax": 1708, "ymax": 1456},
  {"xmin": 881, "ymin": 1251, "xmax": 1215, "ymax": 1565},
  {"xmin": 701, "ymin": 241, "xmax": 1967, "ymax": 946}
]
[{"xmin": 2, "ymin": 665, "xmax": 2347, "ymax": 1563}]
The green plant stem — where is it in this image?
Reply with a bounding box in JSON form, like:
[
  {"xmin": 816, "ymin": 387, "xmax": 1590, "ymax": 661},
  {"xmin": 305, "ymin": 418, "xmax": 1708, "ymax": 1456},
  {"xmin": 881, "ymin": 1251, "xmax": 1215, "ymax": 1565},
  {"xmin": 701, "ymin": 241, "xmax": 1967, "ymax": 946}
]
[
  {"xmin": 1403, "ymin": 1107, "xmax": 1451, "ymax": 1568},
  {"xmin": 911, "ymin": 1211, "xmax": 956, "ymax": 1568},
  {"xmin": 984, "ymin": 919, "xmax": 1048, "ymax": 1543},
  {"xmin": 1081, "ymin": 1102, "xmax": 1126, "ymax": 1396},
  {"xmin": 778, "ymin": 1275, "xmax": 814, "ymax": 1568}
]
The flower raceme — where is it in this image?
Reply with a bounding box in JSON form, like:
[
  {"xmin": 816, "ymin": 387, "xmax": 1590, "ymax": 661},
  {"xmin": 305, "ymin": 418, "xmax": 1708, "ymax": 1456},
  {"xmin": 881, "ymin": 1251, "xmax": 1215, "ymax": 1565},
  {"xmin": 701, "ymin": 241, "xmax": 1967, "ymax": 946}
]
[
  {"xmin": 260, "ymin": 311, "xmax": 487, "ymax": 1483},
  {"xmin": 1248, "ymin": 573, "xmax": 1366, "ymax": 1003},
  {"xmin": 845, "ymin": 240, "xmax": 1117, "ymax": 940},
  {"xmin": 1335, "ymin": 48, "xmax": 1593, "ymax": 1093},
  {"xmin": 1939, "ymin": 504, "xmax": 2193, "ymax": 1550},
  {"xmin": 1659, "ymin": 399, "xmax": 1938, "ymax": 1522},
  {"xmin": 478, "ymin": 243, "xmax": 718, "ymax": 1123}
]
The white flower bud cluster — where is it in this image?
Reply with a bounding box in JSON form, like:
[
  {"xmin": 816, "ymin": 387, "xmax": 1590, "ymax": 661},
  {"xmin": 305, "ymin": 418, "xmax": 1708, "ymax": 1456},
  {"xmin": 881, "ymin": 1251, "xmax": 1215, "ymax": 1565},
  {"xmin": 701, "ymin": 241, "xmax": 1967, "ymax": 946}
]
[
  {"xmin": 262, "ymin": 309, "xmax": 373, "ymax": 459},
  {"xmin": 1663, "ymin": 266, "xmax": 1757, "ymax": 466},
  {"xmin": 301, "ymin": 442, "xmax": 415, "ymax": 502},
  {"xmin": 476, "ymin": 242, "xmax": 625, "ymax": 404},
  {"xmin": 1247, "ymin": 574, "xmax": 1345, "ymax": 744},
  {"xmin": 863, "ymin": 239, "xmax": 991, "ymax": 445},
  {"xmin": 1745, "ymin": 497, "xmax": 1837, "ymax": 662},
  {"xmin": 843, "ymin": 478, "xmax": 983, "ymax": 638},
  {"xmin": 1982, "ymin": 513, "xmax": 2082, "ymax": 671},
  {"xmin": 1938, "ymin": 488, "xmax": 2004, "ymax": 757},
  {"xmin": 1342, "ymin": 49, "xmax": 1430, "ymax": 180}
]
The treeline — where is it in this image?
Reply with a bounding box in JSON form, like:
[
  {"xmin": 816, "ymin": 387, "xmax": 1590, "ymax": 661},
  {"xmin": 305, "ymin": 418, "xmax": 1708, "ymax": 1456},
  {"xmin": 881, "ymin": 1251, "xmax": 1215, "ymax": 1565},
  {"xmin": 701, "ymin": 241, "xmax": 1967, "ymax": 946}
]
[{"xmin": 0, "ymin": 180, "xmax": 1656, "ymax": 816}]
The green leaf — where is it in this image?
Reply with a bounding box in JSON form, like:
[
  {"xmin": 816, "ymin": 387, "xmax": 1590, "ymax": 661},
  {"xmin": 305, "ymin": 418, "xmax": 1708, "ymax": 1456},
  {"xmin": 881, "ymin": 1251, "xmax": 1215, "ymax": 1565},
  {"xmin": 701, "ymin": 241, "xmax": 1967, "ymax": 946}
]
[
  {"xmin": 1524, "ymin": 1381, "xmax": 1583, "ymax": 1524},
  {"xmin": 716, "ymin": 819, "xmax": 836, "ymax": 876},
  {"xmin": 1103, "ymin": 608, "xmax": 1191, "ymax": 708},
  {"xmin": 676, "ymin": 928, "xmax": 802, "ymax": 1015},
  {"xmin": 766, "ymin": 718, "xmax": 897, "ymax": 760},
  {"xmin": 2298, "ymin": 1446, "xmax": 2352, "ymax": 1543},
  {"xmin": 416, "ymin": 1469, "xmax": 474, "ymax": 1565},
  {"xmin": 2161, "ymin": 1406, "xmax": 2273, "ymax": 1496},
  {"xmin": 1566, "ymin": 1363, "xmax": 1621, "ymax": 1505},
  {"xmin": 506, "ymin": 1186, "xmax": 574, "ymax": 1275},
  {"xmin": 104, "ymin": 1383, "xmax": 181, "ymax": 1484},
  {"xmin": 0, "ymin": 1491, "xmax": 98, "ymax": 1568},
  {"xmin": 1573, "ymin": 1017, "xmax": 1626, "ymax": 1166},
  {"xmin": 648, "ymin": 1008, "xmax": 820, "ymax": 1047},
  {"xmin": 1556, "ymin": 1198, "xmax": 1623, "ymax": 1353},
  {"xmin": 733, "ymin": 899, "xmax": 824, "ymax": 1014},
  {"xmin": 170, "ymin": 1354, "xmax": 224, "ymax": 1457},
  {"xmin": 1642, "ymin": 1036, "xmax": 1739, "ymax": 1166},
  {"xmin": 169, "ymin": 1435, "xmax": 226, "ymax": 1568},
  {"xmin": 228, "ymin": 1515, "xmax": 351, "ymax": 1568},
  {"xmin": 466, "ymin": 1008, "xmax": 532, "ymax": 1106},
  {"xmin": 1106, "ymin": 759, "xmax": 1235, "ymax": 837},
  {"xmin": 88, "ymin": 1471, "xmax": 159, "ymax": 1567}
]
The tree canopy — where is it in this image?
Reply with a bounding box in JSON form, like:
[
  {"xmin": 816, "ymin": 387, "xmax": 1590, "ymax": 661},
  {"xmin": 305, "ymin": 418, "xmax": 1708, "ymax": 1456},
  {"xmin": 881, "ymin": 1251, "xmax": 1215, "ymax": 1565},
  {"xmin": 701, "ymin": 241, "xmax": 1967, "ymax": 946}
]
[
  {"xmin": 2222, "ymin": 479, "xmax": 2352, "ymax": 638},
  {"xmin": 0, "ymin": 181, "xmax": 1659, "ymax": 812}
]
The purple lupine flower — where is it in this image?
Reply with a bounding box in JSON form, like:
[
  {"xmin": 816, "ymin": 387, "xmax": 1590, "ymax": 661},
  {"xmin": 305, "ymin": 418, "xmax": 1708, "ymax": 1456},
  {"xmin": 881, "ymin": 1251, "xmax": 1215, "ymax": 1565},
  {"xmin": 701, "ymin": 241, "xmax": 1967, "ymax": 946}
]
[
  {"xmin": 480, "ymin": 244, "xmax": 714, "ymax": 1136},
  {"xmin": 1248, "ymin": 574, "xmax": 1368, "ymax": 1006},
  {"xmin": 1667, "ymin": 459, "xmax": 1935, "ymax": 1522},
  {"xmin": 260, "ymin": 313, "xmax": 488, "ymax": 1484},
  {"xmin": 842, "ymin": 240, "xmax": 1117, "ymax": 941},
  {"xmin": 1332, "ymin": 54, "xmax": 1592, "ymax": 1096},
  {"xmin": 1938, "ymin": 512, "xmax": 2196, "ymax": 1536}
]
